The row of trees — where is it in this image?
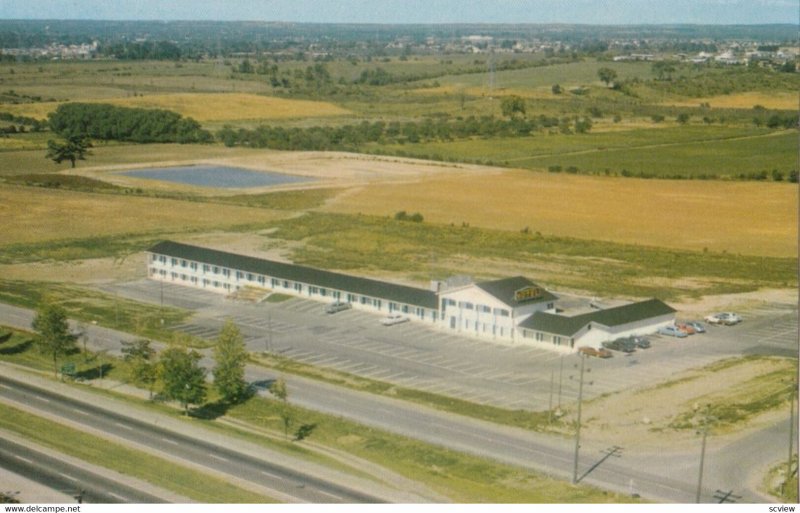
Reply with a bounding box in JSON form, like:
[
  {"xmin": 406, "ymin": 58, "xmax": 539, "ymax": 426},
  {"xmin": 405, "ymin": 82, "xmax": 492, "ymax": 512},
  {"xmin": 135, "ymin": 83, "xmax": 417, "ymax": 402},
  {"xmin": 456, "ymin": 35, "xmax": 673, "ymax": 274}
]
[
  {"xmin": 216, "ymin": 114, "xmax": 580, "ymax": 151},
  {"xmin": 48, "ymin": 103, "xmax": 212, "ymax": 144},
  {"xmin": 32, "ymin": 304, "xmax": 246, "ymax": 414}
]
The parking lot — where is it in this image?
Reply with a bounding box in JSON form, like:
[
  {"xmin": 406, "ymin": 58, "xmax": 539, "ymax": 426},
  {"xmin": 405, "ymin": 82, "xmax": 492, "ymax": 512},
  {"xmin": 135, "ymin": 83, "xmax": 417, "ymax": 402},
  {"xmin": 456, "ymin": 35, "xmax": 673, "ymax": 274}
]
[{"xmin": 108, "ymin": 280, "xmax": 798, "ymax": 411}]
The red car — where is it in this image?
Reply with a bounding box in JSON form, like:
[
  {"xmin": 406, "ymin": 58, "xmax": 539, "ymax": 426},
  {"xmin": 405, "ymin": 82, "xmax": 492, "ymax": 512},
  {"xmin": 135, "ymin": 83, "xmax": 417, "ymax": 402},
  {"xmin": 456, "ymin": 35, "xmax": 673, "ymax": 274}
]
[{"xmin": 676, "ymin": 323, "xmax": 696, "ymax": 335}]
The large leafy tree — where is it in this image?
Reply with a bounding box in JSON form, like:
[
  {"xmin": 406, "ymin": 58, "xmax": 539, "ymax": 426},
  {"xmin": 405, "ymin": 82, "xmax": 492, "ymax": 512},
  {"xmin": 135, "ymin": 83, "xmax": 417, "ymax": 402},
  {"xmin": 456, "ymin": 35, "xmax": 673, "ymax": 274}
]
[
  {"xmin": 597, "ymin": 67, "xmax": 618, "ymax": 87},
  {"xmin": 212, "ymin": 320, "xmax": 249, "ymax": 404},
  {"xmin": 121, "ymin": 339, "xmax": 157, "ymax": 399},
  {"xmin": 500, "ymin": 95, "xmax": 526, "ymax": 118},
  {"xmin": 45, "ymin": 134, "xmax": 92, "ymax": 168},
  {"xmin": 31, "ymin": 301, "xmax": 76, "ymax": 378},
  {"xmin": 159, "ymin": 345, "xmax": 207, "ymax": 415}
]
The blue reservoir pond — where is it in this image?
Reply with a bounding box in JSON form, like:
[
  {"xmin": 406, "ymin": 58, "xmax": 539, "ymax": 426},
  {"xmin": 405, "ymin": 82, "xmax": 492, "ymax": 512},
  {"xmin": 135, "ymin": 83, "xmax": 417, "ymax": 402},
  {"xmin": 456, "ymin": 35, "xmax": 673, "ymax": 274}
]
[{"xmin": 121, "ymin": 165, "xmax": 311, "ymax": 189}]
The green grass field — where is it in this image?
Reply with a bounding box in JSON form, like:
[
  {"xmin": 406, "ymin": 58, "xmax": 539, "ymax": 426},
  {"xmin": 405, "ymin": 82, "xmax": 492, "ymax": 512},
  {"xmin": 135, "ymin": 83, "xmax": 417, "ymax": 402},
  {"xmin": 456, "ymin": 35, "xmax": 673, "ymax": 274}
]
[{"xmin": 370, "ymin": 126, "xmax": 797, "ymax": 178}]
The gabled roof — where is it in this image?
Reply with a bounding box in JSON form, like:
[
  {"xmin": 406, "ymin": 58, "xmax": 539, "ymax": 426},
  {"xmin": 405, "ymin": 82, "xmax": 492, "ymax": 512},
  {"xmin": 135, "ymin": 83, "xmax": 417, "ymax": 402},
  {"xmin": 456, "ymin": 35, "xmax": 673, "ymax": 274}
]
[
  {"xmin": 148, "ymin": 241, "xmax": 438, "ymax": 309},
  {"xmin": 474, "ymin": 276, "xmax": 558, "ymax": 307},
  {"xmin": 520, "ymin": 298, "xmax": 676, "ymax": 336}
]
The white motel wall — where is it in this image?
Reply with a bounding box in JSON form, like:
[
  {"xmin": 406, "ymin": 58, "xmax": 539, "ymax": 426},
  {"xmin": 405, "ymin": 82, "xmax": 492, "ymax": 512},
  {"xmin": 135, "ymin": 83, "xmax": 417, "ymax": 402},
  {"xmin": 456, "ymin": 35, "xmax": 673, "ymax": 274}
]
[{"xmin": 147, "ymin": 241, "xmax": 676, "ymax": 352}]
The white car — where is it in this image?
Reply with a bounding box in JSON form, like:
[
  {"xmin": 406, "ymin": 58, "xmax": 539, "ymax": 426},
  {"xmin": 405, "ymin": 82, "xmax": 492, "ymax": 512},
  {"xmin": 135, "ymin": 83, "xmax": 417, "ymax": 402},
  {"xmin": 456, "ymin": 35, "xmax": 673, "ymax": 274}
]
[
  {"xmin": 704, "ymin": 312, "xmax": 742, "ymax": 326},
  {"xmin": 380, "ymin": 313, "xmax": 409, "ymax": 326}
]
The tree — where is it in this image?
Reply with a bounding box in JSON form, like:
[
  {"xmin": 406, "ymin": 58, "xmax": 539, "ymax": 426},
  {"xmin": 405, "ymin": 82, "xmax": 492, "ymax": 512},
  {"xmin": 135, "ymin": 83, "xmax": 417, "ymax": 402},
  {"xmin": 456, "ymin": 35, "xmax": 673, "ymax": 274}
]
[
  {"xmin": 551, "ymin": 84, "xmax": 563, "ymax": 95},
  {"xmin": 270, "ymin": 377, "xmax": 292, "ymax": 439},
  {"xmin": 121, "ymin": 339, "xmax": 157, "ymax": 399},
  {"xmin": 500, "ymin": 95, "xmax": 526, "ymax": 118},
  {"xmin": 31, "ymin": 301, "xmax": 76, "ymax": 378},
  {"xmin": 45, "ymin": 135, "xmax": 92, "ymax": 168},
  {"xmin": 652, "ymin": 61, "xmax": 677, "ymax": 80},
  {"xmin": 677, "ymin": 113, "xmax": 691, "ymax": 125},
  {"xmin": 213, "ymin": 320, "xmax": 249, "ymax": 404},
  {"xmin": 597, "ymin": 67, "xmax": 618, "ymax": 87},
  {"xmin": 159, "ymin": 345, "xmax": 207, "ymax": 415}
]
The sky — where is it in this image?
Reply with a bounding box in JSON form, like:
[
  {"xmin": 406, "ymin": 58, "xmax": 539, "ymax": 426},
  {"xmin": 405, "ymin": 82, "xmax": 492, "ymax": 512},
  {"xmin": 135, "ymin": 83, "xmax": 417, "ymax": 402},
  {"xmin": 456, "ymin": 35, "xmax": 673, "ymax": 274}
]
[{"xmin": 0, "ymin": 0, "xmax": 797, "ymax": 25}]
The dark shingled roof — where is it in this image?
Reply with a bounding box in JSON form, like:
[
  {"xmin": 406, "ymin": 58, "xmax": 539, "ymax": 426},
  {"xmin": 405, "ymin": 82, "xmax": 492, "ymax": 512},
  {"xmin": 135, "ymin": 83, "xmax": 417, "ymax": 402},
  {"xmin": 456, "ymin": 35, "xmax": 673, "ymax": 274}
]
[
  {"xmin": 519, "ymin": 298, "xmax": 676, "ymax": 336},
  {"xmin": 148, "ymin": 241, "xmax": 438, "ymax": 309},
  {"xmin": 474, "ymin": 276, "xmax": 558, "ymax": 307}
]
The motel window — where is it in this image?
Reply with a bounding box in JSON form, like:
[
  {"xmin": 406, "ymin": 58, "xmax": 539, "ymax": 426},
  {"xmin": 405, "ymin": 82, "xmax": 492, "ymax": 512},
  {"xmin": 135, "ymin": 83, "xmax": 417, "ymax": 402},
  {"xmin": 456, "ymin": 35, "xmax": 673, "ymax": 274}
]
[
  {"xmin": 480, "ymin": 305, "xmax": 491, "ymax": 313},
  {"xmin": 236, "ymin": 271, "xmax": 243, "ymax": 280},
  {"xmin": 181, "ymin": 260, "xmax": 187, "ymax": 268},
  {"xmin": 283, "ymin": 281, "xmax": 290, "ymax": 288},
  {"xmin": 361, "ymin": 297, "xmax": 372, "ymax": 306},
  {"xmin": 445, "ymin": 298, "xmax": 456, "ymax": 307},
  {"xmin": 347, "ymin": 294, "xmax": 356, "ymax": 303},
  {"xmin": 190, "ymin": 262, "xmax": 197, "ymax": 271},
  {"xmin": 535, "ymin": 332, "xmax": 544, "ymax": 342},
  {"xmin": 417, "ymin": 307, "xmax": 424, "ymax": 319},
  {"xmin": 554, "ymin": 336, "xmax": 562, "ymax": 345},
  {"xmin": 310, "ymin": 286, "xmax": 318, "ymax": 295},
  {"xmin": 171, "ymin": 258, "xmax": 178, "ymax": 266},
  {"xmin": 320, "ymin": 288, "xmax": 327, "ymax": 297},
  {"xmin": 191, "ymin": 276, "xmax": 197, "ymax": 284},
  {"xmin": 160, "ymin": 255, "xmax": 166, "ymax": 263},
  {"xmin": 223, "ymin": 269, "xmax": 230, "ymax": 277},
  {"xmin": 258, "ymin": 276, "xmax": 265, "ymax": 285},
  {"xmin": 333, "ymin": 291, "xmax": 341, "ymax": 299},
  {"xmin": 375, "ymin": 300, "xmax": 382, "ymax": 309},
  {"xmin": 203, "ymin": 264, "xmax": 209, "ymax": 273},
  {"xmin": 402, "ymin": 305, "xmax": 409, "ymax": 313},
  {"xmin": 151, "ymin": 254, "xmax": 157, "ymax": 262},
  {"xmin": 213, "ymin": 266, "xmax": 219, "ymax": 274},
  {"xmin": 247, "ymin": 273, "xmax": 253, "ymax": 281},
  {"xmin": 547, "ymin": 303, "xmax": 554, "ymax": 310},
  {"xmin": 213, "ymin": 281, "xmax": 220, "ymax": 288},
  {"xmin": 294, "ymin": 283, "xmax": 302, "ymax": 292},
  {"xmin": 202, "ymin": 279, "xmax": 209, "ymax": 287},
  {"xmin": 494, "ymin": 308, "xmax": 510, "ymax": 317}
]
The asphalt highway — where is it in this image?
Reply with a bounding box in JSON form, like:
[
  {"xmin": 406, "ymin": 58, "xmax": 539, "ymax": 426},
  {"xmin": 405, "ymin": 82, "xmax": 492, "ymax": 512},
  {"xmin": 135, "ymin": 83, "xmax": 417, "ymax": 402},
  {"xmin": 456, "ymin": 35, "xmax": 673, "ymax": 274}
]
[
  {"xmin": 0, "ymin": 437, "xmax": 164, "ymax": 503},
  {"xmin": 0, "ymin": 374, "xmax": 383, "ymax": 504}
]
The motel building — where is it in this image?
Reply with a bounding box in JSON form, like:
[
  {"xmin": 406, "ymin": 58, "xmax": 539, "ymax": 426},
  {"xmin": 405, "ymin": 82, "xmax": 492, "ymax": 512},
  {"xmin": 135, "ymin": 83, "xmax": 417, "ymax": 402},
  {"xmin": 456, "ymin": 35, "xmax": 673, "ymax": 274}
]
[{"xmin": 147, "ymin": 241, "xmax": 676, "ymax": 353}]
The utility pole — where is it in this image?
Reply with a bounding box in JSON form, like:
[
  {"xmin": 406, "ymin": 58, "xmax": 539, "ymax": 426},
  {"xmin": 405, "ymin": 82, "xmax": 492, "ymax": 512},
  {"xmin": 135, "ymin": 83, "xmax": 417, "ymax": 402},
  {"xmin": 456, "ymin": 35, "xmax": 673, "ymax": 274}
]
[
  {"xmin": 572, "ymin": 353, "xmax": 586, "ymax": 484},
  {"xmin": 784, "ymin": 381, "xmax": 797, "ymax": 497},
  {"xmin": 557, "ymin": 354, "xmax": 564, "ymax": 409},
  {"xmin": 696, "ymin": 405, "xmax": 712, "ymax": 503},
  {"xmin": 548, "ymin": 370, "xmax": 554, "ymax": 424}
]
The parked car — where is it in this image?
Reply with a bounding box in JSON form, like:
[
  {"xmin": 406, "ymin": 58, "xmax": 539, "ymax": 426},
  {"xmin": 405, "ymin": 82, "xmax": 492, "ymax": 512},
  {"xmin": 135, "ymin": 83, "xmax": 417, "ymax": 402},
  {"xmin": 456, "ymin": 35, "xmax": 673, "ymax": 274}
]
[
  {"xmin": 325, "ymin": 301, "xmax": 351, "ymax": 314},
  {"xmin": 602, "ymin": 338, "xmax": 636, "ymax": 353},
  {"xmin": 685, "ymin": 321, "xmax": 706, "ymax": 333},
  {"xmin": 704, "ymin": 312, "xmax": 742, "ymax": 326},
  {"xmin": 380, "ymin": 313, "xmax": 409, "ymax": 326},
  {"xmin": 676, "ymin": 323, "xmax": 696, "ymax": 335},
  {"xmin": 631, "ymin": 335, "xmax": 651, "ymax": 349},
  {"xmin": 579, "ymin": 346, "xmax": 613, "ymax": 358},
  {"xmin": 658, "ymin": 325, "xmax": 688, "ymax": 338}
]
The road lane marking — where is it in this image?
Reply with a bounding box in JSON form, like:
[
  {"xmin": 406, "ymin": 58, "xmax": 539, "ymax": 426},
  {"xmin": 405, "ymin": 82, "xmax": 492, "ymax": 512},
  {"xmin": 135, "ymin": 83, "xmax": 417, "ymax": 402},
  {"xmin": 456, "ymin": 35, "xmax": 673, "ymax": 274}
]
[
  {"xmin": 74, "ymin": 409, "xmax": 90, "ymax": 416},
  {"xmin": 316, "ymin": 490, "xmax": 345, "ymax": 501},
  {"xmin": 32, "ymin": 396, "xmax": 50, "ymax": 403},
  {"xmin": 114, "ymin": 422, "xmax": 134, "ymax": 431},
  {"xmin": 108, "ymin": 492, "xmax": 126, "ymax": 501},
  {"xmin": 260, "ymin": 470, "xmax": 282, "ymax": 480},
  {"xmin": 161, "ymin": 437, "xmax": 179, "ymax": 445},
  {"xmin": 58, "ymin": 472, "xmax": 77, "ymax": 481},
  {"xmin": 14, "ymin": 455, "xmax": 33, "ymax": 464},
  {"xmin": 209, "ymin": 453, "xmax": 229, "ymax": 463}
]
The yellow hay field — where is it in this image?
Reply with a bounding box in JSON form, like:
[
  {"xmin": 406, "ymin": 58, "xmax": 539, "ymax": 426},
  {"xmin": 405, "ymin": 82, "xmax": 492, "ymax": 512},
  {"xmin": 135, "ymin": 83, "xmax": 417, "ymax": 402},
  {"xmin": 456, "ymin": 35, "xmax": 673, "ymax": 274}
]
[
  {"xmin": 0, "ymin": 185, "xmax": 284, "ymax": 246},
  {"xmin": 0, "ymin": 93, "xmax": 351, "ymax": 122},
  {"xmin": 664, "ymin": 91, "xmax": 798, "ymax": 110},
  {"xmin": 322, "ymin": 170, "xmax": 798, "ymax": 258}
]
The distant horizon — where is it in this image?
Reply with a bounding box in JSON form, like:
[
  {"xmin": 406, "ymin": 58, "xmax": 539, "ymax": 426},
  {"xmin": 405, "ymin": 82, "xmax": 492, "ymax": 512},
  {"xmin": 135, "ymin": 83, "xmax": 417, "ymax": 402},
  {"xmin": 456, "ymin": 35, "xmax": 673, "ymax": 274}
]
[
  {"xmin": 0, "ymin": 19, "xmax": 797, "ymax": 27},
  {"xmin": 0, "ymin": 0, "xmax": 797, "ymax": 26}
]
